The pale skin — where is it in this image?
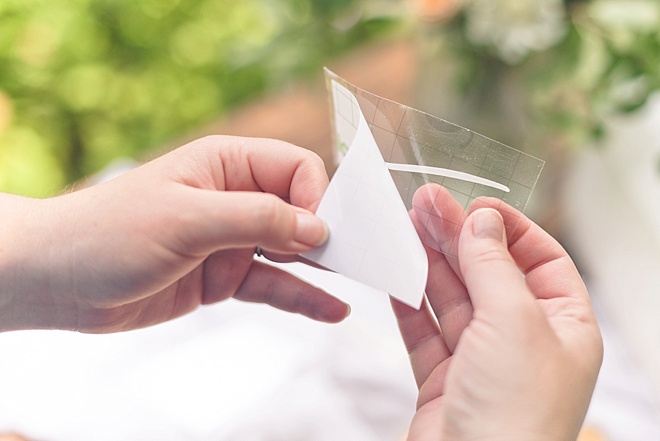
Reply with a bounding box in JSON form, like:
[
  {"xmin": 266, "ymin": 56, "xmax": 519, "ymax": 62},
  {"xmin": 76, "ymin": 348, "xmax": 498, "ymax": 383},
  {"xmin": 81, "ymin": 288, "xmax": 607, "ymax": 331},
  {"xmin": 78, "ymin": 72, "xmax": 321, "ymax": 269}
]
[
  {"xmin": 0, "ymin": 135, "xmax": 350, "ymax": 332},
  {"xmin": 393, "ymin": 185, "xmax": 603, "ymax": 441},
  {"xmin": 0, "ymin": 138, "xmax": 602, "ymax": 439}
]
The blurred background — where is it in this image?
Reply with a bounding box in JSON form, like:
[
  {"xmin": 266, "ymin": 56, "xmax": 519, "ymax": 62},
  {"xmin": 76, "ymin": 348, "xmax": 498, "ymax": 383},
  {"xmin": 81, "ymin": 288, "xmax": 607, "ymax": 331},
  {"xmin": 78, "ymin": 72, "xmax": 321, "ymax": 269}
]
[
  {"xmin": 1, "ymin": 0, "xmax": 660, "ymax": 440},
  {"xmin": 0, "ymin": 0, "xmax": 404, "ymax": 196}
]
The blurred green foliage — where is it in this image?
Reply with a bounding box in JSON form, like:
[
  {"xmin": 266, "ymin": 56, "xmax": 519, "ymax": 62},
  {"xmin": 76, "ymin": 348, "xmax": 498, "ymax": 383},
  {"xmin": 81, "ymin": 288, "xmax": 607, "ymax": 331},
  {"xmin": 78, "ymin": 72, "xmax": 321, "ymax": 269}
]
[
  {"xmin": 0, "ymin": 0, "xmax": 400, "ymax": 196},
  {"xmin": 418, "ymin": 0, "xmax": 660, "ymax": 152}
]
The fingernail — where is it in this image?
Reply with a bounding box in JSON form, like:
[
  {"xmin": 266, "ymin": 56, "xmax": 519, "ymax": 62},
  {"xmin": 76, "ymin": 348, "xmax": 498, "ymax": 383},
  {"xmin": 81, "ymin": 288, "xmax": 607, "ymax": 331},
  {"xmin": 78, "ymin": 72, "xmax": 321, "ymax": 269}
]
[
  {"xmin": 342, "ymin": 304, "xmax": 352, "ymax": 319},
  {"xmin": 295, "ymin": 211, "xmax": 329, "ymax": 246},
  {"xmin": 472, "ymin": 208, "xmax": 504, "ymax": 241}
]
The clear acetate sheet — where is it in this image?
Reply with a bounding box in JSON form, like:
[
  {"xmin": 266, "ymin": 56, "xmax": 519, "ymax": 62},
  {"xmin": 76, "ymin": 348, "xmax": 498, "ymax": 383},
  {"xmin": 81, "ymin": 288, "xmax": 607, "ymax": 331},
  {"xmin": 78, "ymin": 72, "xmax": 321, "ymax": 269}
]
[{"xmin": 303, "ymin": 69, "xmax": 544, "ymax": 309}]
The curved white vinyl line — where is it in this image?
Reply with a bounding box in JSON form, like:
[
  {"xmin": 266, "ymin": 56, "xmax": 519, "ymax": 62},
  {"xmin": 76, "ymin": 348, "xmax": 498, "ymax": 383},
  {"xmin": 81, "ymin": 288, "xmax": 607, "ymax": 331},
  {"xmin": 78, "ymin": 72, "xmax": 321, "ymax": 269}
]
[{"xmin": 385, "ymin": 162, "xmax": 510, "ymax": 193}]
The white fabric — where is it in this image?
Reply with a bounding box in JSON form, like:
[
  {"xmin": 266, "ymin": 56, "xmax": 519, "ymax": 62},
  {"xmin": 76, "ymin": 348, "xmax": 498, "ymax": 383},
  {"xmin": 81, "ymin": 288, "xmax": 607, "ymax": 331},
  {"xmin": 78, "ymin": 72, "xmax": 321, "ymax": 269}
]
[{"xmin": 0, "ymin": 262, "xmax": 416, "ymax": 440}]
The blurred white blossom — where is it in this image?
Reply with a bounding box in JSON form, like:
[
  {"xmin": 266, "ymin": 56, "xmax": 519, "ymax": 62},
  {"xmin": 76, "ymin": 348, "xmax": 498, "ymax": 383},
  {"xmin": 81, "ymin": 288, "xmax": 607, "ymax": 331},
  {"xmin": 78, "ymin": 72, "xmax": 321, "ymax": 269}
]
[
  {"xmin": 413, "ymin": 0, "xmax": 660, "ymax": 147},
  {"xmin": 588, "ymin": 0, "xmax": 660, "ymax": 50},
  {"xmin": 464, "ymin": 0, "xmax": 567, "ymax": 64}
]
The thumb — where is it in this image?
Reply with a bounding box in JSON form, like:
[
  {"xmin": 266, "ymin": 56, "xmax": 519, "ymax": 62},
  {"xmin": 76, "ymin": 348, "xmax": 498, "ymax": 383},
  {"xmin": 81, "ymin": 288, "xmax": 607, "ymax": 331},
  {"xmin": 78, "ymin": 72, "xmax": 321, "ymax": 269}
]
[
  {"xmin": 458, "ymin": 208, "xmax": 534, "ymax": 315},
  {"xmin": 178, "ymin": 189, "xmax": 329, "ymax": 255}
]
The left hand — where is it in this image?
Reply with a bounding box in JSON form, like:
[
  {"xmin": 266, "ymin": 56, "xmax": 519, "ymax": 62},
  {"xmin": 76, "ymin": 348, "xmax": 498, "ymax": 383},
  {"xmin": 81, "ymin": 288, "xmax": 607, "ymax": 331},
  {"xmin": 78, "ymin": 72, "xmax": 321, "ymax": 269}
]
[{"xmin": 1, "ymin": 136, "xmax": 349, "ymax": 332}]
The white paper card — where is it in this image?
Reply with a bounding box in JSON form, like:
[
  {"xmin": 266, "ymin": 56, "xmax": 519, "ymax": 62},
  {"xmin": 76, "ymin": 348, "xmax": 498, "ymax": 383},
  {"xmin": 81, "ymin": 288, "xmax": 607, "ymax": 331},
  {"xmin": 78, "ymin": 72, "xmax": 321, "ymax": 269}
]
[{"xmin": 303, "ymin": 83, "xmax": 427, "ymax": 309}]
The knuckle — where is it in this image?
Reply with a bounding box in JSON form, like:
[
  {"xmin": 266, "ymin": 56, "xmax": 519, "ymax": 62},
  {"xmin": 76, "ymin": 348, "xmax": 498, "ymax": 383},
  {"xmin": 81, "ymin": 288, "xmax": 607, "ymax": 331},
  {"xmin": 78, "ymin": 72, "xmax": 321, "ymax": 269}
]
[
  {"xmin": 253, "ymin": 194, "xmax": 281, "ymax": 226},
  {"xmin": 462, "ymin": 243, "xmax": 517, "ymax": 284},
  {"xmin": 290, "ymin": 144, "xmax": 324, "ymax": 171},
  {"xmin": 197, "ymin": 134, "xmax": 221, "ymax": 144},
  {"xmin": 470, "ymin": 244, "xmax": 512, "ymax": 266},
  {"xmin": 188, "ymin": 135, "xmax": 223, "ymax": 151},
  {"xmin": 305, "ymin": 149, "xmax": 325, "ymax": 169},
  {"xmin": 252, "ymin": 194, "xmax": 292, "ymax": 240}
]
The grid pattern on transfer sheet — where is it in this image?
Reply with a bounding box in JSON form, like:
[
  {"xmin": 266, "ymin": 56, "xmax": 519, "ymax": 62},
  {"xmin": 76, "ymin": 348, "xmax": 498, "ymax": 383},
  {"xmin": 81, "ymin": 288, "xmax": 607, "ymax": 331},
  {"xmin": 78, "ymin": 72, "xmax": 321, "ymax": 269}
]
[
  {"xmin": 304, "ymin": 81, "xmax": 428, "ymax": 307},
  {"xmin": 326, "ymin": 69, "xmax": 544, "ymax": 255}
]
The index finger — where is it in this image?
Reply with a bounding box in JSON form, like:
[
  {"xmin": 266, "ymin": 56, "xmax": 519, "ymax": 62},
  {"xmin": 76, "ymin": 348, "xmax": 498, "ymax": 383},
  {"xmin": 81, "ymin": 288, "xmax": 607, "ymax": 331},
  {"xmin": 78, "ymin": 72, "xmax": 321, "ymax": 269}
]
[
  {"xmin": 410, "ymin": 201, "xmax": 472, "ymax": 353},
  {"xmin": 171, "ymin": 136, "xmax": 329, "ymax": 212}
]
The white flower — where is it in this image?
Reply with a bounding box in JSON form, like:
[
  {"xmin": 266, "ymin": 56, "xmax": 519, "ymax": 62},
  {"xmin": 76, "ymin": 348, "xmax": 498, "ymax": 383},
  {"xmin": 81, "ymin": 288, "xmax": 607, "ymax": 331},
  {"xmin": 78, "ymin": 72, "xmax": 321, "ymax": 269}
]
[
  {"xmin": 588, "ymin": 0, "xmax": 660, "ymax": 50},
  {"xmin": 464, "ymin": 0, "xmax": 568, "ymax": 64}
]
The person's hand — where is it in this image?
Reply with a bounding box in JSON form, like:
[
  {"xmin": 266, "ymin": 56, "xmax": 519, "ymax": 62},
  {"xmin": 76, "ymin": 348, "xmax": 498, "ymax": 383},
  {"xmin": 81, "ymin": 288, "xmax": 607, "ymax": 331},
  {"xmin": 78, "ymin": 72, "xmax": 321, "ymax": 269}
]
[
  {"xmin": 0, "ymin": 136, "xmax": 349, "ymax": 332},
  {"xmin": 393, "ymin": 184, "xmax": 603, "ymax": 441}
]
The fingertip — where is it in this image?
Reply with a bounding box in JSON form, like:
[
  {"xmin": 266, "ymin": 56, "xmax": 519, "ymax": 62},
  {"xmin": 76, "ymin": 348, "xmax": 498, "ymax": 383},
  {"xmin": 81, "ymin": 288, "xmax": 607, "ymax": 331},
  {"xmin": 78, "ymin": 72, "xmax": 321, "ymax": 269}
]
[
  {"xmin": 340, "ymin": 303, "xmax": 352, "ymax": 321},
  {"xmin": 459, "ymin": 208, "xmax": 531, "ymax": 314},
  {"xmin": 460, "ymin": 208, "xmax": 509, "ymax": 262},
  {"xmin": 411, "ymin": 184, "xmax": 465, "ymax": 254},
  {"xmin": 294, "ymin": 208, "xmax": 329, "ymax": 247},
  {"xmin": 411, "ymin": 183, "xmax": 442, "ymax": 215},
  {"xmin": 469, "ymin": 208, "xmax": 505, "ymax": 242},
  {"xmin": 469, "ymin": 197, "xmax": 528, "ymax": 245},
  {"xmin": 315, "ymin": 300, "xmax": 351, "ymax": 324}
]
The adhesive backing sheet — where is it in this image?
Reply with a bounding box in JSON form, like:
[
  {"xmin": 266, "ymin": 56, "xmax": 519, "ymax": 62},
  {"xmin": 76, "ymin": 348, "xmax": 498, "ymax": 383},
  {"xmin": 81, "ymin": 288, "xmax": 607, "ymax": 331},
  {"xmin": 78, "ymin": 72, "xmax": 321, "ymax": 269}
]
[{"xmin": 304, "ymin": 69, "xmax": 544, "ymax": 309}]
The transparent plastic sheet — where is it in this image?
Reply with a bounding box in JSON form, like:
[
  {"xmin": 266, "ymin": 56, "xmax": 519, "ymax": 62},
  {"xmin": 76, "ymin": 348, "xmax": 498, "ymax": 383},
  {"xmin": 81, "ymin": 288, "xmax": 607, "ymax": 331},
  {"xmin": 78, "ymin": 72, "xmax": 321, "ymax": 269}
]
[
  {"xmin": 303, "ymin": 69, "xmax": 544, "ymax": 308},
  {"xmin": 325, "ymin": 68, "xmax": 544, "ymax": 257}
]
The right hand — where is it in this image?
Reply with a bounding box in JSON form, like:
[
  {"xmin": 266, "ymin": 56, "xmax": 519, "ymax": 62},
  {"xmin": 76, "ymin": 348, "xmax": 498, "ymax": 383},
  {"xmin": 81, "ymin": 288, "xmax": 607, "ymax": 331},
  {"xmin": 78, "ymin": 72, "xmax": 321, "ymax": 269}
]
[{"xmin": 393, "ymin": 184, "xmax": 603, "ymax": 441}]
